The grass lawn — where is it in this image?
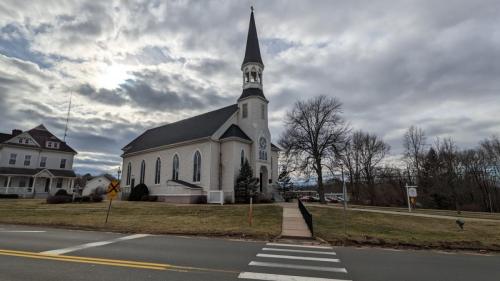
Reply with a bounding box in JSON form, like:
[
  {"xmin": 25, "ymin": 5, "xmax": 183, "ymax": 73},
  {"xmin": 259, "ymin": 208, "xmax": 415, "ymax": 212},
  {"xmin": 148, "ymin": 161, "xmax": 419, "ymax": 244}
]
[
  {"xmin": 310, "ymin": 206, "xmax": 500, "ymax": 251},
  {"xmin": 0, "ymin": 199, "xmax": 282, "ymax": 239}
]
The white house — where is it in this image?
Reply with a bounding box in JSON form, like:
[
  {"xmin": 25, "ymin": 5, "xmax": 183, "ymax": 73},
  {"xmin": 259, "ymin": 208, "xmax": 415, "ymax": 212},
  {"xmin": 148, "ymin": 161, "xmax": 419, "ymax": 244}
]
[
  {"xmin": 82, "ymin": 174, "xmax": 116, "ymax": 197},
  {"xmin": 121, "ymin": 10, "xmax": 280, "ymax": 203},
  {"xmin": 0, "ymin": 124, "xmax": 78, "ymax": 198}
]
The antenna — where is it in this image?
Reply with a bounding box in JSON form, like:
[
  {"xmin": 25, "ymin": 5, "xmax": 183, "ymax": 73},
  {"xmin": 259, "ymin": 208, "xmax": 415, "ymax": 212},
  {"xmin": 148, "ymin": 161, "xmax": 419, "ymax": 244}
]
[{"xmin": 63, "ymin": 91, "xmax": 73, "ymax": 142}]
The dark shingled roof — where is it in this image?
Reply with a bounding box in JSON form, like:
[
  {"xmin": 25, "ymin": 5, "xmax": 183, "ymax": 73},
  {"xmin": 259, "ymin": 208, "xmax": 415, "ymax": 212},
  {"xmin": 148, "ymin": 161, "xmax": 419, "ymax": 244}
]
[
  {"xmin": 242, "ymin": 10, "xmax": 263, "ymax": 67},
  {"xmin": 0, "ymin": 125, "xmax": 76, "ymax": 154},
  {"xmin": 220, "ymin": 124, "xmax": 252, "ymax": 141},
  {"xmin": 0, "ymin": 133, "xmax": 11, "ymax": 143},
  {"xmin": 123, "ymin": 104, "xmax": 239, "ymax": 155},
  {"xmin": 271, "ymin": 143, "xmax": 281, "ymax": 151},
  {"xmin": 238, "ymin": 87, "xmax": 267, "ymax": 101},
  {"xmin": 0, "ymin": 167, "xmax": 76, "ymax": 177}
]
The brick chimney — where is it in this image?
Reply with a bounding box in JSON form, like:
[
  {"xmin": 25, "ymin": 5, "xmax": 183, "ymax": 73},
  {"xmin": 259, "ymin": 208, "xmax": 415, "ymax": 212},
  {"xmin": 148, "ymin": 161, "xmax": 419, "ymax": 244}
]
[{"xmin": 11, "ymin": 129, "xmax": 22, "ymax": 136}]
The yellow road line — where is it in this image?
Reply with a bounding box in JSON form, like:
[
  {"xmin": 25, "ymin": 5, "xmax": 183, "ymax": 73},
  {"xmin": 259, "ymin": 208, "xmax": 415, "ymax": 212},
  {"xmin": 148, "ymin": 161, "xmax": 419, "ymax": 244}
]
[{"xmin": 0, "ymin": 249, "xmax": 238, "ymax": 274}]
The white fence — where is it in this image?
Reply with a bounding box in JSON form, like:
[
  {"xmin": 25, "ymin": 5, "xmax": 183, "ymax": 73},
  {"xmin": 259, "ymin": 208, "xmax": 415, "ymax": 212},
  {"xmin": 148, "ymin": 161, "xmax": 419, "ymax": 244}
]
[{"xmin": 207, "ymin": 190, "xmax": 224, "ymax": 205}]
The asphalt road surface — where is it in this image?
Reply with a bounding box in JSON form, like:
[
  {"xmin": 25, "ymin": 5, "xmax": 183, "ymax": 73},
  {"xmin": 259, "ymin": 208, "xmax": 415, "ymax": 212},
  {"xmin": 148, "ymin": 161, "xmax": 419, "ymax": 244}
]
[{"xmin": 0, "ymin": 224, "xmax": 499, "ymax": 281}]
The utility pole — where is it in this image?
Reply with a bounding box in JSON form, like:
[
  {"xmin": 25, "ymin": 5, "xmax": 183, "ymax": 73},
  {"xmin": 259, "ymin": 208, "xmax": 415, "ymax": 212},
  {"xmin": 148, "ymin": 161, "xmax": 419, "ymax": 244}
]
[
  {"xmin": 341, "ymin": 164, "xmax": 347, "ymax": 237},
  {"xmin": 63, "ymin": 91, "xmax": 73, "ymax": 142}
]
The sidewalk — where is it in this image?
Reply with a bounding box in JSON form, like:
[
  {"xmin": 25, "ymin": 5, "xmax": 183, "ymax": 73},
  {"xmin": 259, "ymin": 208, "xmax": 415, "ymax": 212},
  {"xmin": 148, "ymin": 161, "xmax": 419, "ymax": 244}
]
[
  {"xmin": 280, "ymin": 203, "xmax": 312, "ymax": 238},
  {"xmin": 308, "ymin": 204, "xmax": 500, "ymax": 223}
]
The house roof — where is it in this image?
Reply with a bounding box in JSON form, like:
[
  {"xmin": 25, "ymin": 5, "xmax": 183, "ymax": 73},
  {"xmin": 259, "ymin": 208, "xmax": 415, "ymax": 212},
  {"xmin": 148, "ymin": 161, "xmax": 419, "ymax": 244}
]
[
  {"xmin": 242, "ymin": 10, "xmax": 263, "ymax": 67},
  {"xmin": 238, "ymin": 88, "xmax": 267, "ymax": 102},
  {"xmin": 220, "ymin": 124, "xmax": 252, "ymax": 142},
  {"xmin": 271, "ymin": 143, "xmax": 281, "ymax": 151},
  {"xmin": 0, "ymin": 133, "xmax": 11, "ymax": 143},
  {"xmin": 0, "ymin": 167, "xmax": 76, "ymax": 177},
  {"xmin": 0, "ymin": 124, "xmax": 77, "ymax": 154},
  {"xmin": 123, "ymin": 104, "xmax": 239, "ymax": 155}
]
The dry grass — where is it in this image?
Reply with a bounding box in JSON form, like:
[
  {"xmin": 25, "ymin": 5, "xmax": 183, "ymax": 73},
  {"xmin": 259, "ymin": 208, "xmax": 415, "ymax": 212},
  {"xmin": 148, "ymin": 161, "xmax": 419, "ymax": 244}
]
[
  {"xmin": 0, "ymin": 199, "xmax": 282, "ymax": 239},
  {"xmin": 310, "ymin": 206, "xmax": 500, "ymax": 251}
]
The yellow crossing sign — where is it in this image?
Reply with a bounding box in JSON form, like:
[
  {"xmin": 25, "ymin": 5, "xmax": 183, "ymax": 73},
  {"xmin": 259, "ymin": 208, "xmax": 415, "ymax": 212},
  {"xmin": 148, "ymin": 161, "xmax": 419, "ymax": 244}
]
[{"xmin": 107, "ymin": 180, "xmax": 120, "ymax": 200}]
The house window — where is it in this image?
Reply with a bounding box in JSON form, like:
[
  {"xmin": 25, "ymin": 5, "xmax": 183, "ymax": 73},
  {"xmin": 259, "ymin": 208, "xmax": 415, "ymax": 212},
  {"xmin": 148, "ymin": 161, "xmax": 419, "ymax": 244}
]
[
  {"xmin": 53, "ymin": 142, "xmax": 59, "ymax": 149},
  {"xmin": 261, "ymin": 104, "xmax": 265, "ymax": 119},
  {"xmin": 126, "ymin": 163, "xmax": 131, "ymax": 186},
  {"xmin": 9, "ymin": 154, "xmax": 17, "ymax": 165},
  {"xmin": 242, "ymin": 103, "xmax": 248, "ymax": 118},
  {"xmin": 172, "ymin": 155, "xmax": 179, "ymax": 180},
  {"xmin": 193, "ymin": 151, "xmax": 201, "ymax": 182},
  {"xmin": 40, "ymin": 157, "xmax": 47, "ymax": 168},
  {"xmin": 60, "ymin": 159, "xmax": 66, "ymax": 169},
  {"xmin": 24, "ymin": 139, "xmax": 29, "ymax": 144},
  {"xmin": 241, "ymin": 150, "xmax": 245, "ymax": 166},
  {"xmin": 140, "ymin": 160, "xmax": 146, "ymax": 184},
  {"xmin": 18, "ymin": 138, "xmax": 23, "ymax": 144},
  {"xmin": 47, "ymin": 142, "xmax": 52, "ymax": 148},
  {"xmin": 24, "ymin": 155, "xmax": 31, "ymax": 166},
  {"xmin": 155, "ymin": 158, "xmax": 161, "ymax": 184},
  {"xmin": 56, "ymin": 178, "xmax": 63, "ymax": 188}
]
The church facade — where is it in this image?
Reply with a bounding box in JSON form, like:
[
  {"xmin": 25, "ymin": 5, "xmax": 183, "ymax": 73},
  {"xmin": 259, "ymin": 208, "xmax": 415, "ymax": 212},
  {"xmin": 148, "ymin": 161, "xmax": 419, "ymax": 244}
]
[{"xmin": 120, "ymin": 10, "xmax": 279, "ymax": 203}]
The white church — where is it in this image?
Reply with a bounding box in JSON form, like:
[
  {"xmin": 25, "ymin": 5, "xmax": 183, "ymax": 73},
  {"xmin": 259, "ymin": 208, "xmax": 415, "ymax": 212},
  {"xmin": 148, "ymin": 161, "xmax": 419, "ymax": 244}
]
[{"xmin": 120, "ymin": 10, "xmax": 279, "ymax": 203}]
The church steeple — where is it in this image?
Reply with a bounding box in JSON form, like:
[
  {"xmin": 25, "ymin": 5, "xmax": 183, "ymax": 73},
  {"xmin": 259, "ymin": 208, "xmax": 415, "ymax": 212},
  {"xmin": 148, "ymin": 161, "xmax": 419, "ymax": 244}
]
[
  {"xmin": 239, "ymin": 6, "xmax": 266, "ymax": 102},
  {"xmin": 242, "ymin": 7, "xmax": 263, "ymax": 67}
]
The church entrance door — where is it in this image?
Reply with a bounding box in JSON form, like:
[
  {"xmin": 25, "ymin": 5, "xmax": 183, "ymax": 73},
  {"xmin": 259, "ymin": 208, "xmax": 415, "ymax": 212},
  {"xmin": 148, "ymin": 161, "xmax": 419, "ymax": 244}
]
[{"xmin": 259, "ymin": 166, "xmax": 268, "ymax": 193}]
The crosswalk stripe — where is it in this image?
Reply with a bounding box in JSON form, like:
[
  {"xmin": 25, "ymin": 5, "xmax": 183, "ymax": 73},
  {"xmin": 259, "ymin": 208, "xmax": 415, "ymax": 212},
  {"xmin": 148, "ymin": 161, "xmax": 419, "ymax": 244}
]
[
  {"xmin": 266, "ymin": 243, "xmax": 333, "ymax": 250},
  {"xmin": 238, "ymin": 272, "xmax": 351, "ymax": 281},
  {"xmin": 249, "ymin": 261, "xmax": 347, "ymax": 273},
  {"xmin": 257, "ymin": 253, "xmax": 339, "ymax": 263},
  {"xmin": 262, "ymin": 248, "xmax": 336, "ymax": 255}
]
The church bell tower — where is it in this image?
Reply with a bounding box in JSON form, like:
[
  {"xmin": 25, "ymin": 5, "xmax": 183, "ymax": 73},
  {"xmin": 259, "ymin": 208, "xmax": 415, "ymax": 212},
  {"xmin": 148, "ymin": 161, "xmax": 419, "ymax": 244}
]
[{"xmin": 237, "ymin": 7, "xmax": 271, "ymax": 182}]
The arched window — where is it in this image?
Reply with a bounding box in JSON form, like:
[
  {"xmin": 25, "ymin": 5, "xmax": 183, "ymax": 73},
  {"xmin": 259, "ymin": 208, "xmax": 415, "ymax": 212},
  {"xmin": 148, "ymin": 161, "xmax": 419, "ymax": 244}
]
[
  {"xmin": 154, "ymin": 158, "xmax": 161, "ymax": 184},
  {"xmin": 172, "ymin": 154, "xmax": 179, "ymax": 180},
  {"xmin": 193, "ymin": 151, "xmax": 201, "ymax": 182},
  {"xmin": 259, "ymin": 137, "xmax": 267, "ymax": 160},
  {"xmin": 126, "ymin": 163, "xmax": 131, "ymax": 186},
  {"xmin": 241, "ymin": 149, "xmax": 245, "ymax": 167},
  {"xmin": 251, "ymin": 67, "xmax": 257, "ymax": 82},
  {"xmin": 140, "ymin": 160, "xmax": 146, "ymax": 184}
]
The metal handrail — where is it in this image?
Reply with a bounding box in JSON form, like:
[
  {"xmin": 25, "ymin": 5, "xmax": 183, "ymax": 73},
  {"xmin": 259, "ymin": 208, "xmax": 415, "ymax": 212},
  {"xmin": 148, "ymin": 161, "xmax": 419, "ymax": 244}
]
[{"xmin": 298, "ymin": 199, "xmax": 313, "ymax": 235}]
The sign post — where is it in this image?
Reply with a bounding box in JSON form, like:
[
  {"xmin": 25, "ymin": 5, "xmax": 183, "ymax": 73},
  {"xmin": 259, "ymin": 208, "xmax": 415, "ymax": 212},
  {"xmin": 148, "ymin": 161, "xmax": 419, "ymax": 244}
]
[
  {"xmin": 405, "ymin": 184, "xmax": 417, "ymax": 212},
  {"xmin": 105, "ymin": 180, "xmax": 120, "ymax": 224}
]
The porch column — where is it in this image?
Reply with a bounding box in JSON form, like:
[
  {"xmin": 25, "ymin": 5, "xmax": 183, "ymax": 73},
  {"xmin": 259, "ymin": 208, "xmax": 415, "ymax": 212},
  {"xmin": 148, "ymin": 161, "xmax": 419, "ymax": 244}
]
[
  {"xmin": 31, "ymin": 176, "xmax": 36, "ymax": 195},
  {"xmin": 6, "ymin": 176, "xmax": 11, "ymax": 194},
  {"xmin": 49, "ymin": 177, "xmax": 53, "ymax": 194}
]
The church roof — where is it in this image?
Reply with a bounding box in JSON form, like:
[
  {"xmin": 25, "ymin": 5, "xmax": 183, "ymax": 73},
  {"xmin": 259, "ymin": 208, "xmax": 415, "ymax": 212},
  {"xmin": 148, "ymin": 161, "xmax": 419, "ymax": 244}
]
[
  {"xmin": 242, "ymin": 10, "xmax": 263, "ymax": 67},
  {"xmin": 238, "ymin": 87, "xmax": 267, "ymax": 102},
  {"xmin": 122, "ymin": 104, "xmax": 239, "ymax": 155},
  {"xmin": 220, "ymin": 124, "xmax": 252, "ymax": 141}
]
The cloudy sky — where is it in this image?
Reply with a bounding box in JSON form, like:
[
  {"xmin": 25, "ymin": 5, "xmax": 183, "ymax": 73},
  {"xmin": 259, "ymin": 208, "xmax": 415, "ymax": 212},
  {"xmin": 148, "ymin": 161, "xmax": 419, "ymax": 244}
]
[{"xmin": 1, "ymin": 0, "xmax": 499, "ymax": 175}]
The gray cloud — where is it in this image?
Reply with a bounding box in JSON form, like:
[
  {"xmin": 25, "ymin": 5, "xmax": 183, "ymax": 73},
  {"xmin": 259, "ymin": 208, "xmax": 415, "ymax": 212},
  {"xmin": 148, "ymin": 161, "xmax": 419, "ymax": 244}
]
[{"xmin": 0, "ymin": 0, "xmax": 499, "ymax": 174}]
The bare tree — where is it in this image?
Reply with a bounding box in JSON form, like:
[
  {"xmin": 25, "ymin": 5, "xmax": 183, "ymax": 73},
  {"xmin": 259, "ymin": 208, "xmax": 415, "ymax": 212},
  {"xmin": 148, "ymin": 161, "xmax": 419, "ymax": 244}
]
[
  {"xmin": 279, "ymin": 95, "xmax": 349, "ymax": 203},
  {"xmin": 435, "ymin": 137, "xmax": 461, "ymax": 213},
  {"xmin": 357, "ymin": 131, "xmax": 391, "ymax": 205},
  {"xmin": 403, "ymin": 126, "xmax": 426, "ymax": 183}
]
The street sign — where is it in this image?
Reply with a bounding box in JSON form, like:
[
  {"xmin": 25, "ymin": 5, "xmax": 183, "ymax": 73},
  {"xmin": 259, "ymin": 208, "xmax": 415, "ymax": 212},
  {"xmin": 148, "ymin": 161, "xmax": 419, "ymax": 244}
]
[
  {"xmin": 105, "ymin": 180, "xmax": 120, "ymax": 224},
  {"xmin": 408, "ymin": 187, "xmax": 417, "ymax": 197},
  {"xmin": 107, "ymin": 180, "xmax": 120, "ymax": 200}
]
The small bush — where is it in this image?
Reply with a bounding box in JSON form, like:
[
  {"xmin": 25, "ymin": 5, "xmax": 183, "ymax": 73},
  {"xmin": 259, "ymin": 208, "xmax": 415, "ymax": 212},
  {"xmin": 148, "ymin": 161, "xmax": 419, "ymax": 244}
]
[
  {"xmin": 54, "ymin": 189, "xmax": 69, "ymax": 196},
  {"xmin": 90, "ymin": 192, "xmax": 104, "ymax": 202},
  {"xmin": 46, "ymin": 195, "xmax": 72, "ymax": 204},
  {"xmin": 81, "ymin": 196, "xmax": 91, "ymax": 202},
  {"xmin": 129, "ymin": 184, "xmax": 149, "ymax": 201},
  {"xmin": 0, "ymin": 194, "xmax": 19, "ymax": 199}
]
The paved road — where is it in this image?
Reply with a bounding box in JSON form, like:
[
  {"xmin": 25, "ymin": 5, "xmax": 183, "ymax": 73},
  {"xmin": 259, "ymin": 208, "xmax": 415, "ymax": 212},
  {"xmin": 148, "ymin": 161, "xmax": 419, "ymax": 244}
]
[{"xmin": 0, "ymin": 224, "xmax": 499, "ymax": 281}]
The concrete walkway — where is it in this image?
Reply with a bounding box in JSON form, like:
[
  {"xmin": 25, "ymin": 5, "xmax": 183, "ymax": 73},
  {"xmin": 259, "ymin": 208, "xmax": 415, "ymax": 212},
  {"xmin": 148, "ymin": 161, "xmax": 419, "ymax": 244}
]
[
  {"xmin": 309, "ymin": 204, "xmax": 500, "ymax": 223},
  {"xmin": 281, "ymin": 203, "xmax": 312, "ymax": 238}
]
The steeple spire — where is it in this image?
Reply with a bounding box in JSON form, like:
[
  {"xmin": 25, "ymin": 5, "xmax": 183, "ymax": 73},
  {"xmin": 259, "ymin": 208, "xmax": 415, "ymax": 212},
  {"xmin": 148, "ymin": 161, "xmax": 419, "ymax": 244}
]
[
  {"xmin": 238, "ymin": 7, "xmax": 267, "ymax": 102},
  {"xmin": 242, "ymin": 7, "xmax": 263, "ymax": 67}
]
